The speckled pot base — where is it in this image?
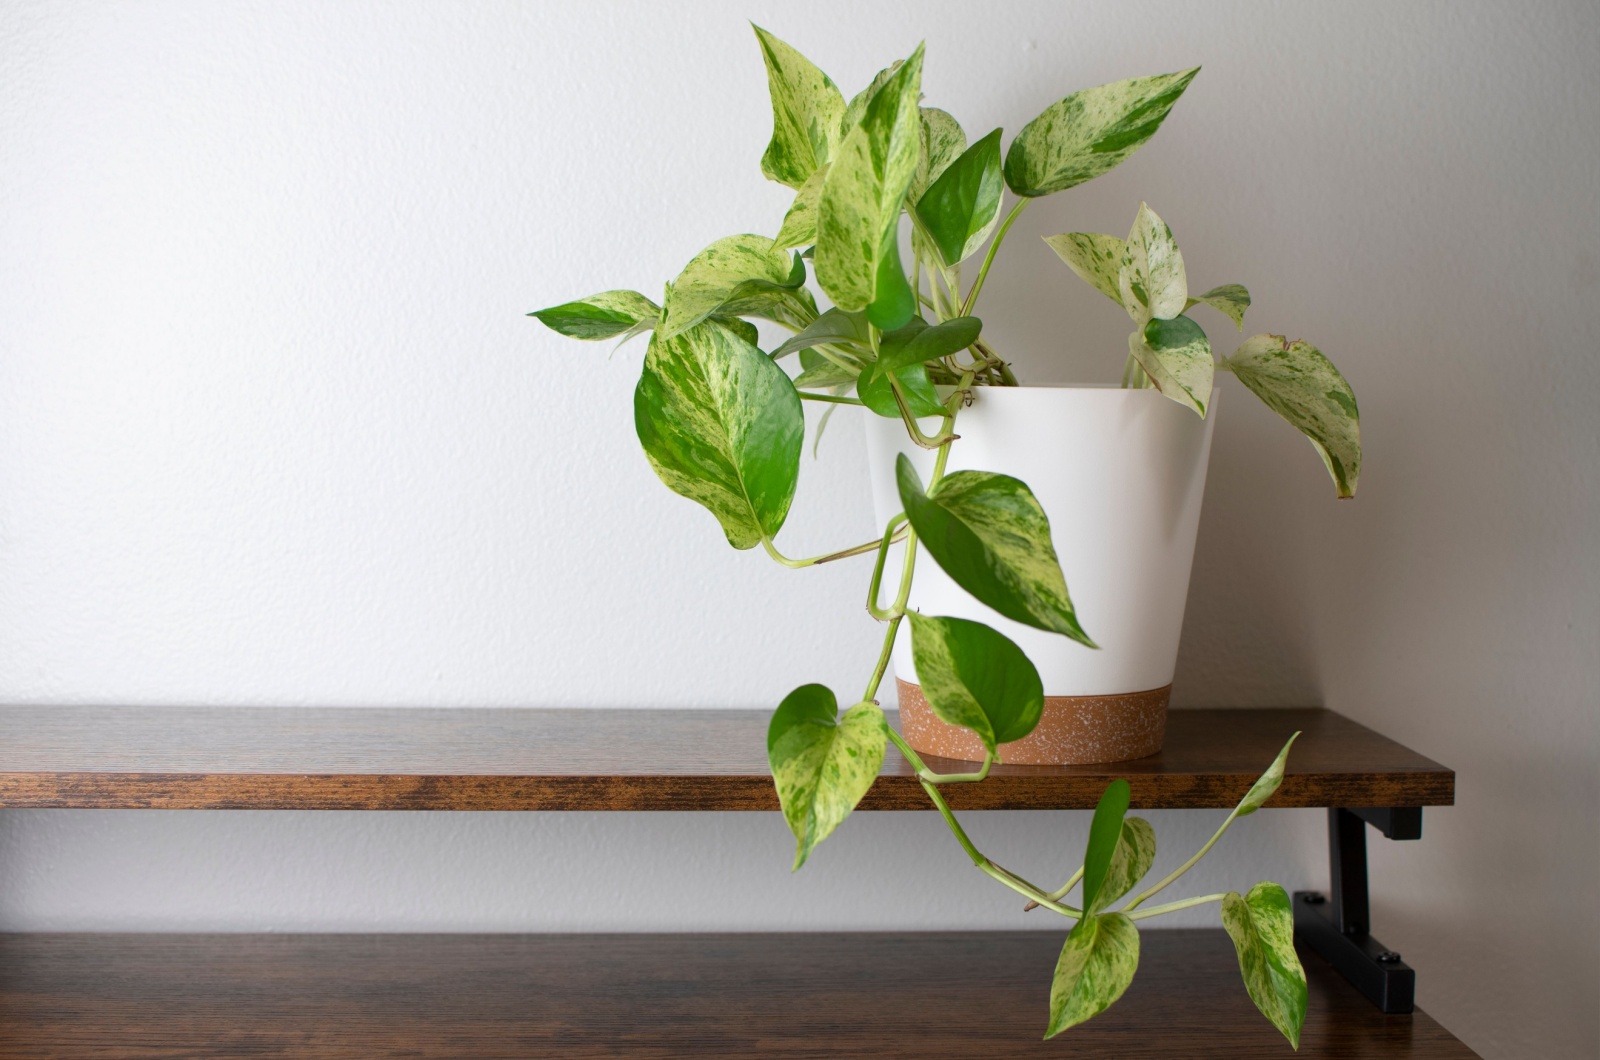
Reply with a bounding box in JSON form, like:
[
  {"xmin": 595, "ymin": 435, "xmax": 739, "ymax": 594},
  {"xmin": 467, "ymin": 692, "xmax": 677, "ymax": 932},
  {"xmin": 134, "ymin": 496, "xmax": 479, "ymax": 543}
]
[{"xmin": 896, "ymin": 679, "xmax": 1170, "ymax": 765}]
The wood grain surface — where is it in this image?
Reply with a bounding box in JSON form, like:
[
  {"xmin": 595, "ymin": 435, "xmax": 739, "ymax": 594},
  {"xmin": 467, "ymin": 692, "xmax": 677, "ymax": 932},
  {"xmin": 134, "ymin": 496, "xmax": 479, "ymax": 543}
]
[
  {"xmin": 0, "ymin": 706, "xmax": 1454, "ymax": 811},
  {"xmin": 0, "ymin": 930, "xmax": 1478, "ymax": 1058}
]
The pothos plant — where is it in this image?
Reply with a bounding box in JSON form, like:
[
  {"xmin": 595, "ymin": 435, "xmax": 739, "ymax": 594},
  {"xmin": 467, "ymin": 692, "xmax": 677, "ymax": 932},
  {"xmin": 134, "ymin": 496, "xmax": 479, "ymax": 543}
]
[{"xmin": 533, "ymin": 27, "xmax": 1363, "ymax": 1046}]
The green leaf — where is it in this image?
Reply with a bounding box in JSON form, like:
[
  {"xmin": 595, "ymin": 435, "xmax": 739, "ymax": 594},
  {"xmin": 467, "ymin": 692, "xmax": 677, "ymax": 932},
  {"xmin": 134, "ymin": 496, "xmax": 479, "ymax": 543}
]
[
  {"xmin": 1135, "ymin": 315, "xmax": 1213, "ymax": 417},
  {"xmin": 841, "ymin": 61, "xmax": 902, "ymax": 133},
  {"xmin": 1186, "ymin": 283, "xmax": 1251, "ymax": 331},
  {"xmin": 752, "ymin": 26, "xmax": 844, "ymax": 190},
  {"xmin": 1043, "ymin": 232, "xmax": 1125, "ymax": 306},
  {"xmin": 1119, "ymin": 202, "xmax": 1187, "ymax": 325},
  {"xmin": 660, "ymin": 235, "xmax": 811, "ymax": 339},
  {"xmin": 771, "ymin": 307, "xmax": 871, "ymax": 360},
  {"xmin": 1046, "ymin": 913, "xmax": 1140, "ymax": 1038},
  {"xmin": 896, "ymin": 456, "xmax": 1095, "ymax": 646},
  {"xmin": 856, "ymin": 358, "xmax": 945, "ymax": 419},
  {"xmin": 1235, "ymin": 731, "xmax": 1300, "ymax": 817},
  {"xmin": 910, "ymin": 107, "xmax": 968, "ymax": 204},
  {"xmin": 906, "ymin": 613, "xmax": 1044, "ymax": 754},
  {"xmin": 816, "ymin": 44, "xmax": 923, "ymax": 330},
  {"xmin": 793, "ymin": 353, "xmax": 860, "ymax": 389},
  {"xmin": 1221, "ymin": 882, "xmax": 1308, "ymax": 1049},
  {"xmin": 529, "ymin": 290, "xmax": 660, "ymax": 340},
  {"xmin": 713, "ymin": 316, "xmax": 760, "ymax": 348},
  {"xmin": 775, "ymin": 164, "xmax": 828, "ymax": 250},
  {"xmin": 876, "ymin": 315, "xmax": 983, "ymax": 372},
  {"xmin": 767, "ymin": 685, "xmax": 887, "ymax": 870},
  {"xmin": 914, "ymin": 128, "xmax": 1005, "ymax": 267},
  {"xmin": 1224, "ymin": 335, "xmax": 1362, "ymax": 498},
  {"xmin": 1080, "ymin": 779, "xmax": 1132, "ymax": 915},
  {"xmin": 1097, "ymin": 817, "xmax": 1156, "ymax": 913},
  {"xmin": 1004, "ymin": 68, "xmax": 1199, "ymax": 198},
  {"xmin": 634, "ymin": 321, "xmax": 802, "ymax": 549}
]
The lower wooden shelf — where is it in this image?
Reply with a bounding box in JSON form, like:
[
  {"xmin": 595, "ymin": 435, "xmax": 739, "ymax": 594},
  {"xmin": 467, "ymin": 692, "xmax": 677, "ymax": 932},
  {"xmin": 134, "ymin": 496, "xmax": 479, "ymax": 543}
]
[{"xmin": 0, "ymin": 930, "xmax": 1476, "ymax": 1058}]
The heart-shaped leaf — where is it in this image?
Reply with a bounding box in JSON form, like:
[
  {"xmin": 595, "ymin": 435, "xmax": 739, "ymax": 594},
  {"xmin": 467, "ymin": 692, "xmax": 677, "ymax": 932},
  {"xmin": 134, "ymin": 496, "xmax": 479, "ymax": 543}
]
[
  {"xmin": 876, "ymin": 315, "xmax": 983, "ymax": 372},
  {"xmin": 771, "ymin": 307, "xmax": 871, "ymax": 360},
  {"xmin": 1186, "ymin": 283, "xmax": 1251, "ymax": 331},
  {"xmin": 767, "ymin": 685, "xmax": 887, "ymax": 870},
  {"xmin": 1080, "ymin": 779, "xmax": 1132, "ymax": 915},
  {"xmin": 775, "ymin": 164, "xmax": 828, "ymax": 250},
  {"xmin": 1235, "ymin": 731, "xmax": 1300, "ymax": 817},
  {"xmin": 856, "ymin": 358, "xmax": 945, "ymax": 419},
  {"xmin": 914, "ymin": 128, "xmax": 1005, "ymax": 267},
  {"xmin": 1221, "ymin": 882, "xmax": 1308, "ymax": 1049},
  {"xmin": 896, "ymin": 456, "xmax": 1094, "ymax": 645},
  {"xmin": 1119, "ymin": 202, "xmax": 1188, "ymax": 326},
  {"xmin": 752, "ymin": 26, "xmax": 844, "ymax": 190},
  {"xmin": 910, "ymin": 107, "xmax": 967, "ymax": 204},
  {"xmin": 529, "ymin": 289, "xmax": 660, "ymax": 340},
  {"xmin": 661, "ymin": 235, "xmax": 812, "ymax": 339},
  {"xmin": 1004, "ymin": 68, "xmax": 1199, "ymax": 198},
  {"xmin": 1135, "ymin": 315, "xmax": 1213, "ymax": 416},
  {"xmin": 634, "ymin": 321, "xmax": 802, "ymax": 549},
  {"xmin": 1224, "ymin": 334, "xmax": 1362, "ymax": 498},
  {"xmin": 907, "ymin": 613, "xmax": 1044, "ymax": 754},
  {"xmin": 1096, "ymin": 816, "xmax": 1156, "ymax": 913},
  {"xmin": 1046, "ymin": 912, "xmax": 1140, "ymax": 1038},
  {"xmin": 816, "ymin": 44, "xmax": 923, "ymax": 330},
  {"xmin": 1043, "ymin": 232, "xmax": 1126, "ymax": 307}
]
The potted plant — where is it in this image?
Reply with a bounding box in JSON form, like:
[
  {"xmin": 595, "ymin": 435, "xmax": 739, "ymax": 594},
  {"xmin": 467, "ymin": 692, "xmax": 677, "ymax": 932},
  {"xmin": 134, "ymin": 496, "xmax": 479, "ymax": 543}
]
[{"xmin": 532, "ymin": 27, "xmax": 1360, "ymax": 1046}]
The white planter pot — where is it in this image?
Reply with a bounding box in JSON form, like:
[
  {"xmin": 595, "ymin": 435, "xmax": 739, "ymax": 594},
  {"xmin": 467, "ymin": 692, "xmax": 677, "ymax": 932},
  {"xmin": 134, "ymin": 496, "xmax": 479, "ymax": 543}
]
[{"xmin": 864, "ymin": 385, "xmax": 1217, "ymax": 763}]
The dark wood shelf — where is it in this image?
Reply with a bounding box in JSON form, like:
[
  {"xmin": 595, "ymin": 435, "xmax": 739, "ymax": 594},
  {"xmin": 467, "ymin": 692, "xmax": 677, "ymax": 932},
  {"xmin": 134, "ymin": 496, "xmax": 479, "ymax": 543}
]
[
  {"xmin": 0, "ymin": 705, "xmax": 1453, "ymax": 811},
  {"xmin": 0, "ymin": 930, "xmax": 1477, "ymax": 1058}
]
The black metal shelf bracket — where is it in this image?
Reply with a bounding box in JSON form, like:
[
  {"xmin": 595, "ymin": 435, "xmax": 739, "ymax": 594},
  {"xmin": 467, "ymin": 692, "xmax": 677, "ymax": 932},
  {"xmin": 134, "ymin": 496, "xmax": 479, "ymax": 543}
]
[{"xmin": 1293, "ymin": 806, "xmax": 1420, "ymax": 1013}]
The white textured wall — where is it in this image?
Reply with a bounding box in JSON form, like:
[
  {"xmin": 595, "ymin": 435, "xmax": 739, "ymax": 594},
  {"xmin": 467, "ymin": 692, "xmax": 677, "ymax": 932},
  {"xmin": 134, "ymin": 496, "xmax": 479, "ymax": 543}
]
[{"xmin": 2, "ymin": 2, "xmax": 1595, "ymax": 1056}]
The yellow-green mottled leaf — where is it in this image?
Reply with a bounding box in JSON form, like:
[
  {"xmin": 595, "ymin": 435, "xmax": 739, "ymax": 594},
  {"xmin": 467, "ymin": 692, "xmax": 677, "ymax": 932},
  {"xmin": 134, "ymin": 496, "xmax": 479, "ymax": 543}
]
[
  {"xmin": 529, "ymin": 290, "xmax": 660, "ymax": 340},
  {"xmin": 775, "ymin": 164, "xmax": 828, "ymax": 250},
  {"xmin": 816, "ymin": 45, "xmax": 923, "ymax": 329},
  {"xmin": 712, "ymin": 316, "xmax": 760, "ymax": 348},
  {"xmin": 767, "ymin": 685, "xmax": 886, "ymax": 870},
  {"xmin": 1046, "ymin": 913, "xmax": 1140, "ymax": 1038},
  {"xmin": 1224, "ymin": 334, "xmax": 1362, "ymax": 498},
  {"xmin": 1129, "ymin": 327, "xmax": 1212, "ymax": 418},
  {"xmin": 1095, "ymin": 817, "xmax": 1156, "ymax": 913},
  {"xmin": 1235, "ymin": 731, "xmax": 1300, "ymax": 817},
  {"xmin": 634, "ymin": 321, "xmax": 802, "ymax": 549},
  {"xmin": 914, "ymin": 128, "xmax": 1005, "ymax": 267},
  {"xmin": 841, "ymin": 60, "xmax": 902, "ymax": 134},
  {"xmin": 660, "ymin": 235, "xmax": 811, "ymax": 340},
  {"xmin": 752, "ymin": 27, "xmax": 844, "ymax": 189},
  {"xmin": 1222, "ymin": 882, "xmax": 1308, "ymax": 1049},
  {"xmin": 1186, "ymin": 283, "xmax": 1251, "ymax": 331},
  {"xmin": 1119, "ymin": 202, "xmax": 1187, "ymax": 325},
  {"xmin": 910, "ymin": 107, "xmax": 967, "ymax": 204},
  {"xmin": 907, "ymin": 613, "xmax": 1044, "ymax": 754},
  {"xmin": 896, "ymin": 456, "xmax": 1094, "ymax": 646},
  {"xmin": 1043, "ymin": 232, "xmax": 1125, "ymax": 307},
  {"xmin": 1004, "ymin": 69, "xmax": 1199, "ymax": 198}
]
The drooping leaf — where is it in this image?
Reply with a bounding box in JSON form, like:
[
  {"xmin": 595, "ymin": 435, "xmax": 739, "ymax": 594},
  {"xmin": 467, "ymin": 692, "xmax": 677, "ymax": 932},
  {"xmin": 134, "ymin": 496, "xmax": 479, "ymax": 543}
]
[
  {"xmin": 1119, "ymin": 202, "xmax": 1187, "ymax": 326},
  {"xmin": 634, "ymin": 321, "xmax": 802, "ymax": 549},
  {"xmin": 876, "ymin": 315, "xmax": 983, "ymax": 372},
  {"xmin": 660, "ymin": 235, "xmax": 811, "ymax": 339},
  {"xmin": 1224, "ymin": 335, "xmax": 1362, "ymax": 498},
  {"xmin": 1135, "ymin": 316, "xmax": 1213, "ymax": 417},
  {"xmin": 1095, "ymin": 817, "xmax": 1156, "ymax": 913},
  {"xmin": 1043, "ymin": 232, "xmax": 1125, "ymax": 306},
  {"xmin": 856, "ymin": 358, "xmax": 945, "ymax": 419},
  {"xmin": 907, "ymin": 613, "xmax": 1044, "ymax": 754},
  {"xmin": 910, "ymin": 107, "xmax": 968, "ymax": 204},
  {"xmin": 767, "ymin": 685, "xmax": 887, "ymax": 870},
  {"xmin": 771, "ymin": 307, "xmax": 871, "ymax": 360},
  {"xmin": 816, "ymin": 45, "xmax": 924, "ymax": 330},
  {"xmin": 1221, "ymin": 882, "xmax": 1308, "ymax": 1049},
  {"xmin": 914, "ymin": 128, "xmax": 1005, "ymax": 267},
  {"xmin": 1004, "ymin": 68, "xmax": 1199, "ymax": 198},
  {"xmin": 775, "ymin": 164, "xmax": 828, "ymax": 250},
  {"xmin": 752, "ymin": 26, "xmax": 844, "ymax": 189},
  {"xmin": 1186, "ymin": 283, "xmax": 1251, "ymax": 331},
  {"xmin": 1234, "ymin": 731, "xmax": 1300, "ymax": 817},
  {"xmin": 1046, "ymin": 913, "xmax": 1140, "ymax": 1038},
  {"xmin": 1080, "ymin": 779, "xmax": 1132, "ymax": 915},
  {"xmin": 529, "ymin": 290, "xmax": 660, "ymax": 340},
  {"xmin": 896, "ymin": 456, "xmax": 1094, "ymax": 646}
]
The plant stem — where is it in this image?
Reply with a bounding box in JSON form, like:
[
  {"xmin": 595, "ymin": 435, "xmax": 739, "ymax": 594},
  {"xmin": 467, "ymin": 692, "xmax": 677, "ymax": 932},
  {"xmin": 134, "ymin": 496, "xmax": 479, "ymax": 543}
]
[
  {"xmin": 1124, "ymin": 807, "xmax": 1243, "ymax": 910},
  {"xmin": 1024, "ymin": 865, "xmax": 1084, "ymax": 911},
  {"xmin": 762, "ymin": 529, "xmax": 906, "ymax": 570},
  {"xmin": 961, "ymin": 198, "xmax": 1029, "ymax": 316},
  {"xmin": 798, "ymin": 392, "xmax": 865, "ymax": 406},
  {"xmin": 866, "ymin": 515, "xmax": 909, "ymax": 621},
  {"xmin": 918, "ymin": 750, "xmax": 993, "ymax": 785},
  {"xmin": 1125, "ymin": 893, "xmax": 1227, "ymax": 921}
]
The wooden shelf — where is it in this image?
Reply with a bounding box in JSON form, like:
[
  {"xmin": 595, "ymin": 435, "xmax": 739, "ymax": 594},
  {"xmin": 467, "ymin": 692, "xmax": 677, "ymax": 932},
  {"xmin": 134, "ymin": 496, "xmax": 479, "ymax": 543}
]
[
  {"xmin": 0, "ymin": 706, "xmax": 1453, "ymax": 811},
  {"xmin": 0, "ymin": 930, "xmax": 1477, "ymax": 1058}
]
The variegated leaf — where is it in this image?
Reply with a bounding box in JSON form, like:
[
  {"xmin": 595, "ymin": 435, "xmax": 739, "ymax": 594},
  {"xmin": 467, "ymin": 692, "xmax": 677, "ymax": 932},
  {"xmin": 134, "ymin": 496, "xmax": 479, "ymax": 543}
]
[
  {"xmin": 767, "ymin": 685, "xmax": 887, "ymax": 870},
  {"xmin": 775, "ymin": 164, "xmax": 828, "ymax": 249},
  {"xmin": 1224, "ymin": 335, "xmax": 1362, "ymax": 498},
  {"xmin": 1221, "ymin": 882, "xmax": 1308, "ymax": 1049},
  {"xmin": 816, "ymin": 45, "xmax": 923, "ymax": 329},
  {"xmin": 1046, "ymin": 913, "xmax": 1140, "ymax": 1038},
  {"xmin": 1004, "ymin": 69, "xmax": 1199, "ymax": 198},
  {"xmin": 841, "ymin": 60, "xmax": 903, "ymax": 133},
  {"xmin": 1235, "ymin": 731, "xmax": 1300, "ymax": 817},
  {"xmin": 529, "ymin": 289, "xmax": 660, "ymax": 340},
  {"xmin": 1080, "ymin": 779, "xmax": 1131, "ymax": 916},
  {"xmin": 910, "ymin": 107, "xmax": 967, "ymax": 204},
  {"xmin": 1130, "ymin": 323, "xmax": 1212, "ymax": 417},
  {"xmin": 1043, "ymin": 232, "xmax": 1126, "ymax": 306},
  {"xmin": 896, "ymin": 456, "xmax": 1094, "ymax": 646},
  {"xmin": 793, "ymin": 345, "xmax": 861, "ymax": 388},
  {"xmin": 1186, "ymin": 283, "xmax": 1251, "ymax": 331},
  {"xmin": 634, "ymin": 321, "xmax": 802, "ymax": 549},
  {"xmin": 914, "ymin": 128, "xmax": 1005, "ymax": 267},
  {"xmin": 752, "ymin": 26, "xmax": 844, "ymax": 189},
  {"xmin": 907, "ymin": 613, "xmax": 1044, "ymax": 754},
  {"xmin": 660, "ymin": 234, "xmax": 811, "ymax": 339},
  {"xmin": 712, "ymin": 316, "xmax": 760, "ymax": 348},
  {"xmin": 1095, "ymin": 817, "xmax": 1156, "ymax": 913},
  {"xmin": 1119, "ymin": 203, "xmax": 1187, "ymax": 326}
]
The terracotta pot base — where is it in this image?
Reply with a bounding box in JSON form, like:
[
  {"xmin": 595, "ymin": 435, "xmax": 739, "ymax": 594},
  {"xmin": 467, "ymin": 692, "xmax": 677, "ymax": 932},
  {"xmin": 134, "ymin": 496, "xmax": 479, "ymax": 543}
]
[{"xmin": 895, "ymin": 679, "xmax": 1170, "ymax": 765}]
